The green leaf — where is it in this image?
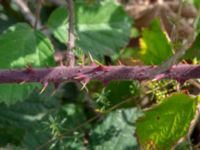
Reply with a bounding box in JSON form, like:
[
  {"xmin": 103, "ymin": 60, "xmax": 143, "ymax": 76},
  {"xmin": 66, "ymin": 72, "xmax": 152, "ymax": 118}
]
[
  {"xmin": 175, "ymin": 141, "xmax": 191, "ymax": 150},
  {"xmin": 0, "ymin": 87, "xmax": 59, "ymax": 149},
  {"xmin": 57, "ymin": 104, "xmax": 87, "ymax": 130},
  {"xmin": 194, "ymin": 11, "xmax": 200, "ymax": 34},
  {"xmin": 48, "ymin": 104, "xmax": 87, "ymax": 150},
  {"xmin": 183, "ymin": 33, "xmax": 200, "ymax": 61},
  {"xmin": 0, "ymin": 88, "xmax": 58, "ymax": 129},
  {"xmin": 0, "ymin": 128, "xmax": 24, "ymax": 146},
  {"xmin": 47, "ymin": 0, "xmax": 132, "ymax": 58},
  {"xmin": 190, "ymin": 0, "xmax": 200, "ymax": 9},
  {"xmin": 106, "ymin": 81, "xmax": 140, "ymax": 107},
  {"xmin": 136, "ymin": 93, "xmax": 197, "ymax": 150},
  {"xmin": 0, "ymin": 23, "xmax": 55, "ymax": 105},
  {"xmin": 140, "ymin": 19, "xmax": 173, "ymax": 65},
  {"xmin": 89, "ymin": 108, "xmax": 142, "ymax": 150}
]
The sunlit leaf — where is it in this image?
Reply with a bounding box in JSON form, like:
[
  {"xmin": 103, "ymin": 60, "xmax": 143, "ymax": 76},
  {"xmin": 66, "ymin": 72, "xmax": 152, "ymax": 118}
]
[
  {"xmin": 140, "ymin": 19, "xmax": 173, "ymax": 65},
  {"xmin": 183, "ymin": 33, "xmax": 200, "ymax": 61},
  {"xmin": 136, "ymin": 93, "xmax": 197, "ymax": 150}
]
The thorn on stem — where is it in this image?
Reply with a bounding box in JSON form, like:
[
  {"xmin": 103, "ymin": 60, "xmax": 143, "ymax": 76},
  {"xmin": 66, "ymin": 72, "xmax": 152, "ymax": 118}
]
[
  {"xmin": 80, "ymin": 54, "xmax": 85, "ymax": 67},
  {"xmin": 152, "ymin": 73, "xmax": 165, "ymax": 81},
  {"xmin": 74, "ymin": 73, "xmax": 89, "ymax": 80},
  {"xmin": 20, "ymin": 80, "xmax": 27, "ymax": 85},
  {"xmin": 25, "ymin": 65, "xmax": 35, "ymax": 74},
  {"xmin": 117, "ymin": 60, "xmax": 124, "ymax": 66},
  {"xmin": 80, "ymin": 81, "xmax": 89, "ymax": 92},
  {"xmin": 95, "ymin": 65, "xmax": 109, "ymax": 72},
  {"xmin": 74, "ymin": 73, "xmax": 90, "ymax": 91},
  {"xmin": 51, "ymin": 89, "xmax": 57, "ymax": 96},
  {"xmin": 40, "ymin": 82, "xmax": 48, "ymax": 94},
  {"xmin": 88, "ymin": 52, "xmax": 96, "ymax": 66}
]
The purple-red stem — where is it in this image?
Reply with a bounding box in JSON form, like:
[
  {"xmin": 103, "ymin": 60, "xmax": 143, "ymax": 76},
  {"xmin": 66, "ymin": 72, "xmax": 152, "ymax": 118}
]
[{"xmin": 0, "ymin": 64, "xmax": 199, "ymax": 85}]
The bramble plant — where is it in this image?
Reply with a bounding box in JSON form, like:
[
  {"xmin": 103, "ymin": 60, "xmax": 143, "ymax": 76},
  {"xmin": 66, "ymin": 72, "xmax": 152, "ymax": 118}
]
[{"xmin": 0, "ymin": 0, "xmax": 200, "ymax": 149}]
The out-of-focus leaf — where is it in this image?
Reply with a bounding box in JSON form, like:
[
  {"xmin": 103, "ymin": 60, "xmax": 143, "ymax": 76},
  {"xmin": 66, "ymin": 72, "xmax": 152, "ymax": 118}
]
[
  {"xmin": 0, "ymin": 5, "xmax": 18, "ymax": 33},
  {"xmin": 106, "ymin": 81, "xmax": 140, "ymax": 107},
  {"xmin": 136, "ymin": 93, "xmax": 197, "ymax": 150},
  {"xmin": 191, "ymin": 0, "xmax": 200, "ymax": 9},
  {"xmin": 0, "ymin": 87, "xmax": 59, "ymax": 149},
  {"xmin": 1, "ymin": 145, "xmax": 26, "ymax": 150},
  {"xmin": 175, "ymin": 141, "xmax": 191, "ymax": 150},
  {"xmin": 89, "ymin": 108, "xmax": 142, "ymax": 150},
  {"xmin": 194, "ymin": 15, "xmax": 200, "ymax": 34},
  {"xmin": 56, "ymin": 82, "xmax": 81, "ymax": 104},
  {"xmin": 140, "ymin": 19, "xmax": 173, "ymax": 65},
  {"xmin": 183, "ymin": 33, "xmax": 200, "ymax": 61},
  {"xmin": 50, "ymin": 104, "xmax": 86, "ymax": 150},
  {"xmin": 47, "ymin": 0, "xmax": 132, "ymax": 58},
  {"xmin": 0, "ymin": 128, "xmax": 24, "ymax": 146},
  {"xmin": 57, "ymin": 104, "xmax": 87, "ymax": 129},
  {"xmin": 0, "ymin": 23, "xmax": 55, "ymax": 105}
]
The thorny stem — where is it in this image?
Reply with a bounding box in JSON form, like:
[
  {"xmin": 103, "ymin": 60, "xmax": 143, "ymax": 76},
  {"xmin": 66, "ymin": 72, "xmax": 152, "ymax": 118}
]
[
  {"xmin": 0, "ymin": 64, "xmax": 199, "ymax": 85},
  {"xmin": 66, "ymin": 0, "xmax": 75, "ymax": 66}
]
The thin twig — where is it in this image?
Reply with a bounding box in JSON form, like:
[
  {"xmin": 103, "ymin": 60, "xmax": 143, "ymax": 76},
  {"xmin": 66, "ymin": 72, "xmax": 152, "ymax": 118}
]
[
  {"xmin": 188, "ymin": 79, "xmax": 200, "ymax": 90},
  {"xmin": 170, "ymin": 0, "xmax": 183, "ymax": 43},
  {"xmin": 66, "ymin": 0, "xmax": 75, "ymax": 66},
  {"xmin": 49, "ymin": 0, "xmax": 65, "ymax": 6},
  {"xmin": 34, "ymin": 0, "xmax": 43, "ymax": 29},
  {"xmin": 15, "ymin": 0, "xmax": 35, "ymax": 26}
]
